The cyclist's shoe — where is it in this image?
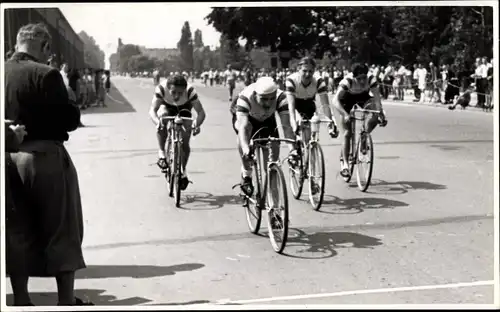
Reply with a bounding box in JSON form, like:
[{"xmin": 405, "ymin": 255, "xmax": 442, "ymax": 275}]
[
  {"xmin": 328, "ymin": 123, "xmax": 339, "ymax": 138},
  {"xmin": 180, "ymin": 175, "xmax": 190, "ymax": 191},
  {"xmin": 287, "ymin": 149, "xmax": 300, "ymax": 168},
  {"xmin": 378, "ymin": 114, "xmax": 388, "ymax": 127},
  {"xmin": 311, "ymin": 180, "xmax": 320, "ymax": 195},
  {"xmin": 240, "ymin": 176, "xmax": 254, "ymax": 197},
  {"xmin": 157, "ymin": 157, "xmax": 168, "ymax": 172},
  {"xmin": 340, "ymin": 159, "xmax": 351, "ymax": 178},
  {"xmin": 270, "ymin": 211, "xmax": 284, "ymax": 230}
]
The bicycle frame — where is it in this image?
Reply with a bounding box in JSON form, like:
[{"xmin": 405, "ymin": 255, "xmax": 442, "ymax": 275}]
[{"xmin": 348, "ymin": 103, "xmax": 381, "ymax": 162}]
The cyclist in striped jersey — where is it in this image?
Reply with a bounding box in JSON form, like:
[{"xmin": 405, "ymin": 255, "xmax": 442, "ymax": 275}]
[
  {"xmin": 149, "ymin": 74, "xmax": 206, "ymax": 190},
  {"xmin": 332, "ymin": 63, "xmax": 387, "ymax": 178},
  {"xmin": 286, "ymin": 57, "xmax": 339, "ymax": 145}
]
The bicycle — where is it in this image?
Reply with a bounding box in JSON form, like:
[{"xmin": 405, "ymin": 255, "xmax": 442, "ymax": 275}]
[
  {"xmin": 160, "ymin": 109, "xmax": 198, "ymax": 207},
  {"xmin": 232, "ymin": 128, "xmax": 296, "ymax": 253},
  {"xmin": 340, "ymin": 102, "xmax": 385, "ymax": 192},
  {"xmin": 289, "ymin": 114, "xmax": 336, "ymax": 211}
]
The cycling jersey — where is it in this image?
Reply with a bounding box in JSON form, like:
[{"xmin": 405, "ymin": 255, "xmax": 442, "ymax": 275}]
[
  {"xmin": 230, "ymin": 83, "xmax": 288, "ymax": 122},
  {"xmin": 337, "ymin": 73, "xmax": 378, "ymax": 112},
  {"xmin": 154, "ymin": 81, "xmax": 199, "ymax": 117},
  {"xmin": 338, "ymin": 73, "xmax": 378, "ymax": 95},
  {"xmin": 285, "ymin": 72, "xmax": 328, "ymax": 99},
  {"xmin": 285, "ymin": 72, "xmax": 327, "ymax": 119}
]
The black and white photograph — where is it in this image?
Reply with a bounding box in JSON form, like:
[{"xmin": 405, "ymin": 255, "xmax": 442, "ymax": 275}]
[{"xmin": 1, "ymin": 1, "xmax": 498, "ymax": 308}]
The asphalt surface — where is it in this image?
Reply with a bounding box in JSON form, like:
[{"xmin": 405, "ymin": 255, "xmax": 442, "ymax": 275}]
[{"xmin": 5, "ymin": 77, "xmax": 496, "ymax": 307}]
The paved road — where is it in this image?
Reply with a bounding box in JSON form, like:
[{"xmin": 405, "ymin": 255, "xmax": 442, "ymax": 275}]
[{"xmin": 5, "ymin": 77, "xmax": 496, "ymax": 307}]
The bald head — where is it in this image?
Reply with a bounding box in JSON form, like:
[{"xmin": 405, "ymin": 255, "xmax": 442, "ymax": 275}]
[{"xmin": 15, "ymin": 23, "xmax": 52, "ymax": 63}]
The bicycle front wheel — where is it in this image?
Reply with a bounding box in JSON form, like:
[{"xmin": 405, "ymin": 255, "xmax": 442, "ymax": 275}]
[
  {"xmin": 355, "ymin": 132, "xmax": 374, "ymax": 192},
  {"xmin": 167, "ymin": 136, "xmax": 175, "ymax": 197},
  {"xmin": 308, "ymin": 142, "xmax": 326, "ymax": 211},
  {"xmin": 245, "ymin": 146, "xmax": 263, "ymax": 234},
  {"xmin": 174, "ymin": 142, "xmax": 183, "ymax": 207},
  {"xmin": 289, "ymin": 141, "xmax": 305, "ymax": 199},
  {"xmin": 265, "ymin": 163, "xmax": 289, "ymax": 254}
]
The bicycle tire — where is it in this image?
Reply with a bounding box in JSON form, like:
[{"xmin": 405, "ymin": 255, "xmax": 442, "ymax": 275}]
[
  {"xmin": 309, "ymin": 142, "xmax": 326, "ymax": 211},
  {"xmin": 289, "ymin": 140, "xmax": 305, "ymax": 199},
  {"xmin": 265, "ymin": 163, "xmax": 289, "ymax": 254},
  {"xmin": 174, "ymin": 141, "xmax": 183, "ymax": 207},
  {"xmin": 356, "ymin": 132, "xmax": 374, "ymax": 192},
  {"xmin": 167, "ymin": 134, "xmax": 175, "ymax": 197},
  {"xmin": 245, "ymin": 146, "xmax": 263, "ymax": 234}
]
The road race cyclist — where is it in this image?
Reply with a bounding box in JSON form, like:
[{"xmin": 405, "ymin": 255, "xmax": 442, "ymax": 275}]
[
  {"xmin": 224, "ymin": 64, "xmax": 237, "ymax": 102},
  {"xmin": 285, "ymin": 57, "xmax": 339, "ymax": 193},
  {"xmin": 149, "ymin": 74, "xmax": 206, "ymax": 190},
  {"xmin": 332, "ymin": 62, "xmax": 387, "ymax": 178},
  {"xmin": 230, "ymin": 77, "xmax": 297, "ymax": 197},
  {"xmin": 286, "ymin": 56, "xmax": 339, "ymax": 143}
]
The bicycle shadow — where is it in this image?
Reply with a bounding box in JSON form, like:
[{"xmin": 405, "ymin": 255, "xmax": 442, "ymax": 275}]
[
  {"xmin": 178, "ymin": 192, "xmax": 242, "ymax": 210},
  {"xmin": 363, "ymin": 180, "xmax": 447, "ymax": 195},
  {"xmin": 318, "ymin": 195, "xmax": 409, "ymax": 214},
  {"xmin": 6, "ymin": 289, "xmax": 151, "ymax": 306},
  {"xmin": 283, "ymin": 228, "xmax": 383, "ymax": 259}
]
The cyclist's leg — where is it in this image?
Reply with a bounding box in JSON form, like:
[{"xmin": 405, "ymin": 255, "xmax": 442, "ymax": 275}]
[
  {"xmin": 337, "ymin": 93, "xmax": 355, "ymax": 174},
  {"xmin": 363, "ymin": 95, "xmax": 379, "ymax": 134},
  {"xmin": 179, "ymin": 110, "xmax": 193, "ymax": 189},
  {"xmin": 156, "ymin": 105, "xmax": 174, "ymax": 169},
  {"xmin": 263, "ymin": 119, "xmax": 280, "ymax": 208},
  {"xmin": 295, "ymin": 100, "xmax": 315, "ymax": 145},
  {"xmin": 234, "ymin": 113, "xmax": 255, "ymax": 190}
]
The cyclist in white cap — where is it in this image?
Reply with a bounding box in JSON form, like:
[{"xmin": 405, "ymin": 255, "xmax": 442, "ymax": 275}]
[{"xmin": 230, "ymin": 77, "xmax": 297, "ymax": 196}]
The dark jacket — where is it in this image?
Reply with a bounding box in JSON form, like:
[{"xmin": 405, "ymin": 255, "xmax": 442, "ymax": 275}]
[{"xmin": 4, "ymin": 52, "xmax": 80, "ymax": 142}]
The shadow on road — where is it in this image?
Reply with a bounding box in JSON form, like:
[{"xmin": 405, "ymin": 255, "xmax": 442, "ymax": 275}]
[
  {"xmin": 146, "ymin": 300, "xmax": 211, "ymax": 306},
  {"xmin": 318, "ymin": 195, "xmax": 409, "ymax": 214},
  {"xmin": 80, "ymin": 83, "xmax": 136, "ymax": 115},
  {"xmin": 74, "ymin": 263, "xmax": 204, "ymax": 279},
  {"xmin": 365, "ymin": 180, "xmax": 447, "ymax": 195},
  {"xmin": 283, "ymin": 228, "xmax": 383, "ymax": 259},
  {"xmin": 178, "ymin": 192, "xmax": 242, "ymax": 210},
  {"xmin": 6, "ymin": 289, "xmax": 152, "ymax": 306}
]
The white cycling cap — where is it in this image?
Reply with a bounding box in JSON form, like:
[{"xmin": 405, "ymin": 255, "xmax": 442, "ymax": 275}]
[{"xmin": 254, "ymin": 77, "xmax": 277, "ymax": 95}]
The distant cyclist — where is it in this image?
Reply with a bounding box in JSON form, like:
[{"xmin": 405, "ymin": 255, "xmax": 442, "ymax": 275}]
[
  {"xmin": 149, "ymin": 74, "xmax": 206, "ymax": 190},
  {"xmin": 332, "ymin": 63, "xmax": 387, "ymax": 178}
]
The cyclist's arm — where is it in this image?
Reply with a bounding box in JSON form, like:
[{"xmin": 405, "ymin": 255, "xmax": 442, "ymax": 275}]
[
  {"xmin": 276, "ymin": 96, "xmax": 295, "ymax": 151},
  {"xmin": 149, "ymin": 97, "xmax": 163, "ymax": 127},
  {"xmin": 369, "ymin": 76, "xmax": 383, "ymax": 111},
  {"xmin": 235, "ymin": 97, "xmax": 252, "ymax": 153},
  {"xmin": 191, "ymin": 99, "xmax": 206, "ymax": 128},
  {"xmin": 317, "ymin": 77, "xmax": 334, "ymax": 121},
  {"xmin": 285, "ymin": 78, "xmax": 298, "ymax": 130},
  {"xmin": 333, "ymin": 89, "xmax": 349, "ymax": 117}
]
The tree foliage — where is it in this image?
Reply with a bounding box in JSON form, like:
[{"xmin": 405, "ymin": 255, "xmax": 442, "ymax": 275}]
[
  {"xmin": 206, "ymin": 6, "xmax": 493, "ymax": 70},
  {"xmin": 117, "ymin": 44, "xmax": 141, "ymax": 73},
  {"xmin": 177, "ymin": 21, "xmax": 194, "ymax": 70},
  {"xmin": 78, "ymin": 31, "xmax": 105, "ymax": 69}
]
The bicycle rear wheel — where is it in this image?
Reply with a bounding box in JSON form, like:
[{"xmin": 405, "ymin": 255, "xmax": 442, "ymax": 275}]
[
  {"xmin": 174, "ymin": 142, "xmax": 183, "ymax": 207},
  {"xmin": 308, "ymin": 142, "xmax": 326, "ymax": 211},
  {"xmin": 245, "ymin": 146, "xmax": 263, "ymax": 234},
  {"xmin": 289, "ymin": 140, "xmax": 305, "ymax": 199},
  {"xmin": 355, "ymin": 132, "xmax": 374, "ymax": 192},
  {"xmin": 265, "ymin": 163, "xmax": 289, "ymax": 254}
]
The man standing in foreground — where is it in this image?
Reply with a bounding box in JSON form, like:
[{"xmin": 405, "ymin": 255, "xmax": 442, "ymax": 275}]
[{"xmin": 4, "ymin": 23, "xmax": 92, "ymax": 306}]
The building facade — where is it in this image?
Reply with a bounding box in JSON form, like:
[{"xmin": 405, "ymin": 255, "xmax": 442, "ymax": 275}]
[{"xmin": 4, "ymin": 8, "xmax": 84, "ymax": 69}]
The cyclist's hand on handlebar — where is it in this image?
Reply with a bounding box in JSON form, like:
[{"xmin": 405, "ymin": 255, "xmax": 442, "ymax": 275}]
[
  {"xmin": 192, "ymin": 125, "xmax": 201, "ymax": 136},
  {"xmin": 328, "ymin": 121, "xmax": 339, "ymax": 138}
]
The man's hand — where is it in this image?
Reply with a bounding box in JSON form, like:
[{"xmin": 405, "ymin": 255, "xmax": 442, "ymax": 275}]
[
  {"xmin": 9, "ymin": 124, "xmax": 28, "ymax": 144},
  {"xmin": 242, "ymin": 145, "xmax": 252, "ymax": 159},
  {"xmin": 192, "ymin": 124, "xmax": 201, "ymax": 136}
]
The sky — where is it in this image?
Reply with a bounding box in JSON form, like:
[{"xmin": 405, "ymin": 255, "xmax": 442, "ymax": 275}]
[{"xmin": 58, "ymin": 3, "xmax": 223, "ymax": 68}]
